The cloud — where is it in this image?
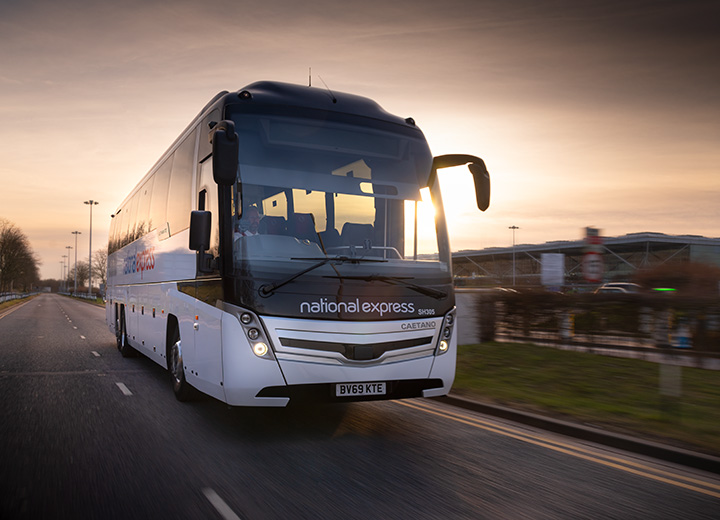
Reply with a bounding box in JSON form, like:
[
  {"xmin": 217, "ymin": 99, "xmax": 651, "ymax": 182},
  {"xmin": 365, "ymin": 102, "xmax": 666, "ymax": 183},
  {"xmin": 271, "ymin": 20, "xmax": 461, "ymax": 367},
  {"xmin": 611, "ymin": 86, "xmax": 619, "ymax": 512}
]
[{"xmin": 2, "ymin": 0, "xmax": 719, "ymax": 278}]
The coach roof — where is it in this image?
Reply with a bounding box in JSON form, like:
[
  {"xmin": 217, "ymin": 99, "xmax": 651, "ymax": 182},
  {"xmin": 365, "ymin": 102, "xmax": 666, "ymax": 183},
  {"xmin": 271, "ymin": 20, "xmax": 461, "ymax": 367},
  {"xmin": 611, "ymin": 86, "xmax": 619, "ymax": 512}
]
[{"xmin": 218, "ymin": 80, "xmax": 415, "ymax": 128}]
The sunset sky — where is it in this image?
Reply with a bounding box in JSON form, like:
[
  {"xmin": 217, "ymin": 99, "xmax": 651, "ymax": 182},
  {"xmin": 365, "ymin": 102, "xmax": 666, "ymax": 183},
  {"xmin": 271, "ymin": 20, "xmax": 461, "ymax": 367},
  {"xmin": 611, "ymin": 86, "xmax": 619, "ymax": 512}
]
[{"xmin": 1, "ymin": 0, "xmax": 718, "ymax": 280}]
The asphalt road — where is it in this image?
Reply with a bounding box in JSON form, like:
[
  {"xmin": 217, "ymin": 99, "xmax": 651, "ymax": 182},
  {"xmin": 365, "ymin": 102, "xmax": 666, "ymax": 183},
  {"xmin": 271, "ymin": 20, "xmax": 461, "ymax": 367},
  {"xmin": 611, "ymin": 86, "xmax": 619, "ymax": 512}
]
[{"xmin": 1, "ymin": 294, "xmax": 719, "ymax": 519}]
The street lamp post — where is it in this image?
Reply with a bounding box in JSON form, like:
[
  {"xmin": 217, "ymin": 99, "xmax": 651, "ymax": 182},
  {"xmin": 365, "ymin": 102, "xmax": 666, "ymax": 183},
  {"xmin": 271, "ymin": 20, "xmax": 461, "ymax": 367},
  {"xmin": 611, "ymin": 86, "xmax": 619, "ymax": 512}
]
[
  {"xmin": 509, "ymin": 225, "xmax": 520, "ymax": 286},
  {"xmin": 84, "ymin": 200, "xmax": 99, "ymax": 297},
  {"xmin": 64, "ymin": 246, "xmax": 72, "ymax": 293},
  {"xmin": 71, "ymin": 231, "xmax": 81, "ymax": 295},
  {"xmin": 60, "ymin": 258, "xmax": 66, "ymax": 292}
]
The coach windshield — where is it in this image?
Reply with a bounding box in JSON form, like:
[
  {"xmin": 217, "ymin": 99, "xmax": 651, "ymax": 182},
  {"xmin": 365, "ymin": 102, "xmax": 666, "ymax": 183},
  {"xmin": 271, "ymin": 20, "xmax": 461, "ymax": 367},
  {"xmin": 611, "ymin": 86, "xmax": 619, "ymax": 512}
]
[{"xmin": 227, "ymin": 111, "xmax": 453, "ymax": 318}]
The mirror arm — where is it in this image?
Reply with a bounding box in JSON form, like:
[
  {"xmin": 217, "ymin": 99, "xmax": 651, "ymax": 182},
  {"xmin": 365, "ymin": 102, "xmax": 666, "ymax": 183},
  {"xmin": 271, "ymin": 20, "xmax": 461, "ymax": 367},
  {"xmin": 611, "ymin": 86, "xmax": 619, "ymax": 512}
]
[{"xmin": 430, "ymin": 154, "xmax": 491, "ymax": 211}]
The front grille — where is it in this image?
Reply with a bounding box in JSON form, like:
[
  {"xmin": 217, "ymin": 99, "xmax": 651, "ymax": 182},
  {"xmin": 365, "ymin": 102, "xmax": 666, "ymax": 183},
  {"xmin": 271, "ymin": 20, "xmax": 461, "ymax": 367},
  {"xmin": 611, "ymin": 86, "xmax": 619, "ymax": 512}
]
[
  {"xmin": 261, "ymin": 315, "xmax": 444, "ymax": 366},
  {"xmin": 277, "ymin": 336, "xmax": 433, "ymax": 360}
]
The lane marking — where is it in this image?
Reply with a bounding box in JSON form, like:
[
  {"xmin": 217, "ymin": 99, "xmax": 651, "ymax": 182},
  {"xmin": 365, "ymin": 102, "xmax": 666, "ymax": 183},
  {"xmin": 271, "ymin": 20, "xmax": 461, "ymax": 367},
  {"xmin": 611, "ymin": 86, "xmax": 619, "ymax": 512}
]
[
  {"xmin": 0, "ymin": 300, "xmax": 32, "ymax": 320},
  {"xmin": 202, "ymin": 488, "xmax": 243, "ymax": 520},
  {"xmin": 399, "ymin": 400, "xmax": 720, "ymax": 499},
  {"xmin": 91, "ymin": 351, "xmax": 100, "ymax": 357},
  {"xmin": 115, "ymin": 382, "xmax": 133, "ymax": 396},
  {"xmin": 403, "ymin": 400, "xmax": 720, "ymax": 489}
]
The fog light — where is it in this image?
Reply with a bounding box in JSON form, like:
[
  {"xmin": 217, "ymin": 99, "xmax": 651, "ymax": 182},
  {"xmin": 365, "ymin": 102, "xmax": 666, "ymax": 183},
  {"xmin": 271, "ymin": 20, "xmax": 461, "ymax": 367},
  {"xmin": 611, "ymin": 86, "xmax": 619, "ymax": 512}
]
[
  {"xmin": 439, "ymin": 340, "xmax": 449, "ymax": 352},
  {"xmin": 443, "ymin": 327, "xmax": 452, "ymax": 339},
  {"xmin": 248, "ymin": 328, "xmax": 260, "ymax": 340},
  {"xmin": 241, "ymin": 313, "xmax": 252, "ymax": 324},
  {"xmin": 253, "ymin": 342, "xmax": 268, "ymax": 357}
]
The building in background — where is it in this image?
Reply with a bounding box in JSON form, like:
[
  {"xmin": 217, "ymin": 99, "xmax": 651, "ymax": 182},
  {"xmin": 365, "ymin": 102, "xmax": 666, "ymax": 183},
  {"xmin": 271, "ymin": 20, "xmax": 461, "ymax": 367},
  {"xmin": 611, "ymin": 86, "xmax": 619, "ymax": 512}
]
[{"xmin": 453, "ymin": 232, "xmax": 720, "ymax": 289}]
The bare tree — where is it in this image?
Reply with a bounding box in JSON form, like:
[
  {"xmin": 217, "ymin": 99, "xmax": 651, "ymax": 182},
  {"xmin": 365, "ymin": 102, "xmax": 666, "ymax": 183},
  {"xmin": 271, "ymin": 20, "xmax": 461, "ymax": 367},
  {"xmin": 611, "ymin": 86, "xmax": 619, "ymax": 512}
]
[
  {"xmin": 67, "ymin": 261, "xmax": 89, "ymax": 291},
  {"xmin": 0, "ymin": 218, "xmax": 39, "ymax": 292},
  {"xmin": 92, "ymin": 247, "xmax": 108, "ymax": 288}
]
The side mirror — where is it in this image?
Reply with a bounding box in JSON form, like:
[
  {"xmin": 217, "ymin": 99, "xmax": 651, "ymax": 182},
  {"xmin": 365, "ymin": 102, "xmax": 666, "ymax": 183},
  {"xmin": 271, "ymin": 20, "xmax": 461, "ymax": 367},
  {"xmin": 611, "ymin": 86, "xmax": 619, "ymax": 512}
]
[
  {"xmin": 189, "ymin": 211, "xmax": 213, "ymax": 274},
  {"xmin": 210, "ymin": 120, "xmax": 239, "ymax": 186},
  {"xmin": 189, "ymin": 211, "xmax": 211, "ymax": 251},
  {"xmin": 430, "ymin": 154, "xmax": 491, "ymax": 212},
  {"xmin": 469, "ymin": 161, "xmax": 491, "ymax": 212}
]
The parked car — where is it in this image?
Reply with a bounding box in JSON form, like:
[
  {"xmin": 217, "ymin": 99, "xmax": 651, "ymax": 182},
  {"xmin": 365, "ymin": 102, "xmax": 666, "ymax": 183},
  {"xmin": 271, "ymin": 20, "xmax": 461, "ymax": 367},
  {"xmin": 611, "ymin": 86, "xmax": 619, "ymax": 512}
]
[{"xmin": 594, "ymin": 282, "xmax": 642, "ymax": 294}]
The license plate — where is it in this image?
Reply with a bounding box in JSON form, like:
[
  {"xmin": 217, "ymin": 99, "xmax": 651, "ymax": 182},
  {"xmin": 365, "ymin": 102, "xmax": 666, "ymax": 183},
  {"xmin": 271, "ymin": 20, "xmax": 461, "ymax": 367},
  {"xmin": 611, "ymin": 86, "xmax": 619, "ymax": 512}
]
[{"xmin": 336, "ymin": 382, "xmax": 386, "ymax": 397}]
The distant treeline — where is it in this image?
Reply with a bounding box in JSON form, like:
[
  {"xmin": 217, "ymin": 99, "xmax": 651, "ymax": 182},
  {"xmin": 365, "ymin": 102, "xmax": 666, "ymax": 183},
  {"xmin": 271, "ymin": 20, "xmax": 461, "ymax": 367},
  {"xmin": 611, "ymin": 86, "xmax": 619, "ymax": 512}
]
[{"xmin": 0, "ymin": 218, "xmax": 39, "ymax": 293}]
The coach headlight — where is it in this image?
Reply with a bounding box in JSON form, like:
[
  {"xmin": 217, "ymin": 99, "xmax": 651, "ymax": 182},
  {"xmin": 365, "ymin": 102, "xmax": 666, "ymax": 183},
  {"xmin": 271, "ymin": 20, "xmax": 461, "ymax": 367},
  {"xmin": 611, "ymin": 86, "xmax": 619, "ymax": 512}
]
[
  {"xmin": 253, "ymin": 342, "xmax": 269, "ymax": 357},
  {"xmin": 435, "ymin": 309, "xmax": 456, "ymax": 356},
  {"xmin": 232, "ymin": 307, "xmax": 275, "ymax": 359}
]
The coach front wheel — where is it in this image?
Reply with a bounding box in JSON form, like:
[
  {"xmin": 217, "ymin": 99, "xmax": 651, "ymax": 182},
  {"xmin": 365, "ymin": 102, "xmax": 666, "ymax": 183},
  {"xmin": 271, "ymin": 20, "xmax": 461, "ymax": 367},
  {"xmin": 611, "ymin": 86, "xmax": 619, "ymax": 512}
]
[
  {"xmin": 169, "ymin": 327, "xmax": 193, "ymax": 402},
  {"xmin": 118, "ymin": 308, "xmax": 135, "ymax": 358}
]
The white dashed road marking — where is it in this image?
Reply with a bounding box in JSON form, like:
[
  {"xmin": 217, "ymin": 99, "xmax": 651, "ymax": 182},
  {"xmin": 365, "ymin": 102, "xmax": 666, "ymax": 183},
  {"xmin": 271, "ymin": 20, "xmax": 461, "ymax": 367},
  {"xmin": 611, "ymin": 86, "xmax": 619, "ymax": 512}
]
[
  {"xmin": 202, "ymin": 488, "xmax": 243, "ymax": 520},
  {"xmin": 115, "ymin": 382, "xmax": 132, "ymax": 396}
]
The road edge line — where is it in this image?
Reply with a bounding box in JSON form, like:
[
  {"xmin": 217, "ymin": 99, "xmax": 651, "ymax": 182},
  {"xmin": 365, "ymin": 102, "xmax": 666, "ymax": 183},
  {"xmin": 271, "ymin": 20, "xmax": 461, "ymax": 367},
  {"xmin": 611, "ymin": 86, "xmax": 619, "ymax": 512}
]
[{"xmin": 435, "ymin": 394, "xmax": 720, "ymax": 475}]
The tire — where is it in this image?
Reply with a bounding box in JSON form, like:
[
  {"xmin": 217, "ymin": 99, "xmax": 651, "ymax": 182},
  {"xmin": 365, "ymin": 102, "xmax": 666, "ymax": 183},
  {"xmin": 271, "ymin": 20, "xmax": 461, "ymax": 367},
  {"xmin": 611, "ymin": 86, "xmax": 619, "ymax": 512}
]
[
  {"xmin": 168, "ymin": 326, "xmax": 193, "ymax": 402},
  {"xmin": 118, "ymin": 308, "xmax": 136, "ymax": 358},
  {"xmin": 115, "ymin": 306, "xmax": 122, "ymax": 351}
]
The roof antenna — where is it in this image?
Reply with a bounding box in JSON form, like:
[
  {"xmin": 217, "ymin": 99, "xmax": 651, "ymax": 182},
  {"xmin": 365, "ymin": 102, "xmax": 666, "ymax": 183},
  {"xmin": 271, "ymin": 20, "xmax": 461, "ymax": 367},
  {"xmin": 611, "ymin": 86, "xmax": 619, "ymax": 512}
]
[
  {"xmin": 309, "ymin": 67, "xmax": 311, "ymax": 87},
  {"xmin": 318, "ymin": 75, "xmax": 337, "ymax": 103}
]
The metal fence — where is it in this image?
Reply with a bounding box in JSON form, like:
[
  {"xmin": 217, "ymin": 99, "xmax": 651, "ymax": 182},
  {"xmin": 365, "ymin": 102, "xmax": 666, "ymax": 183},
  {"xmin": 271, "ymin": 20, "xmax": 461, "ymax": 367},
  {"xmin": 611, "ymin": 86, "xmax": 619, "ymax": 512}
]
[
  {"xmin": 58, "ymin": 291, "xmax": 99, "ymax": 300},
  {"xmin": 0, "ymin": 292, "xmax": 37, "ymax": 304},
  {"xmin": 458, "ymin": 289, "xmax": 720, "ymax": 367}
]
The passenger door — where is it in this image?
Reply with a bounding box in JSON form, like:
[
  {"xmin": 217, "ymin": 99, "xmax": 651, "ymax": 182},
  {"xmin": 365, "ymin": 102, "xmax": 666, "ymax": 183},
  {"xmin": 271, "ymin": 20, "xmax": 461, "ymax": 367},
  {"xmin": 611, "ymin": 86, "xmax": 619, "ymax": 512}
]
[{"xmin": 189, "ymin": 157, "xmax": 225, "ymax": 401}]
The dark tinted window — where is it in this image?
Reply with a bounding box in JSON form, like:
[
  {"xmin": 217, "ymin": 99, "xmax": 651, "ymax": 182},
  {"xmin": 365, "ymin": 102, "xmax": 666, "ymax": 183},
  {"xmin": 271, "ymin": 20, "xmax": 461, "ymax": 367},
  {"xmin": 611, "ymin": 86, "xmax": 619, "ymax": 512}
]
[
  {"xmin": 149, "ymin": 158, "xmax": 172, "ymax": 233},
  {"xmin": 109, "ymin": 211, "xmax": 120, "ymax": 253},
  {"xmin": 167, "ymin": 128, "xmax": 197, "ymax": 235},
  {"xmin": 125, "ymin": 193, "xmax": 140, "ymax": 244},
  {"xmin": 136, "ymin": 177, "xmax": 154, "ymax": 236}
]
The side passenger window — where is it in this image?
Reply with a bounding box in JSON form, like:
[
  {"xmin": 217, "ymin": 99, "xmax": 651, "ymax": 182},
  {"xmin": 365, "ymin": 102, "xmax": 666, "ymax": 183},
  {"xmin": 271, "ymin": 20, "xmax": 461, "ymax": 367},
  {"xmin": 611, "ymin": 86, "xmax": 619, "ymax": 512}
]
[{"xmin": 166, "ymin": 128, "xmax": 198, "ymax": 235}]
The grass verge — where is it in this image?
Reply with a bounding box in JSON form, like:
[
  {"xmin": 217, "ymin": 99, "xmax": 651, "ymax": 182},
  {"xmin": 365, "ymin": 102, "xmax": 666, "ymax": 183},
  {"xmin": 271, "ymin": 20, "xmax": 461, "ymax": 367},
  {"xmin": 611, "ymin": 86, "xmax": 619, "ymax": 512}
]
[
  {"xmin": 0, "ymin": 295, "xmax": 36, "ymax": 313},
  {"xmin": 65, "ymin": 295, "xmax": 105, "ymax": 306},
  {"xmin": 453, "ymin": 342, "xmax": 720, "ymax": 457}
]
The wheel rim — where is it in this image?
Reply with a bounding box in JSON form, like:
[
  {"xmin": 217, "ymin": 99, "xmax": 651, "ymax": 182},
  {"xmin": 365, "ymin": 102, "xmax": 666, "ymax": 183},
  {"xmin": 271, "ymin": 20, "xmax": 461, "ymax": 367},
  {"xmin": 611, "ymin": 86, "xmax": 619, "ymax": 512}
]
[{"xmin": 170, "ymin": 339, "xmax": 183, "ymax": 385}]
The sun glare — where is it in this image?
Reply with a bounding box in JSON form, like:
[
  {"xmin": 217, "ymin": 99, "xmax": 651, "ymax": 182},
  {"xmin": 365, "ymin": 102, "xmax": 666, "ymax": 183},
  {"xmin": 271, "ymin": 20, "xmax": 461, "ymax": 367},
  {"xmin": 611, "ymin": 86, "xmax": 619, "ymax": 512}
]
[{"xmin": 404, "ymin": 187, "xmax": 438, "ymax": 257}]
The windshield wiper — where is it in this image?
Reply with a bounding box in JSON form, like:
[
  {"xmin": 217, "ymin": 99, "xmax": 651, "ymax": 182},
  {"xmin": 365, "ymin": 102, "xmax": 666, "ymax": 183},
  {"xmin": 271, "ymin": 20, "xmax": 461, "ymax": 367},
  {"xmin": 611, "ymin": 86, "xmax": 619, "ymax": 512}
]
[
  {"xmin": 258, "ymin": 256, "xmax": 387, "ymax": 297},
  {"xmin": 327, "ymin": 274, "xmax": 448, "ymax": 300}
]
